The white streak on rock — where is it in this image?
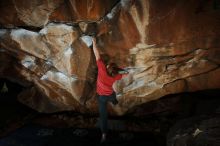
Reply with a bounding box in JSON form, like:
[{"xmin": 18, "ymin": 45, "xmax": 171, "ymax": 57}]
[
  {"xmin": 40, "ymin": 74, "xmax": 48, "ymax": 80},
  {"xmin": 71, "ymin": 75, "xmax": 78, "ymax": 81},
  {"xmin": 43, "ymin": 71, "xmax": 77, "ymax": 86},
  {"xmin": 130, "ymin": 0, "xmax": 149, "ymax": 43},
  {"xmin": 124, "ymin": 79, "xmax": 145, "ymax": 92},
  {"xmin": 56, "ymin": 72, "xmax": 69, "ymax": 82},
  {"xmin": 107, "ymin": 13, "xmax": 114, "ymax": 19},
  {"xmin": 44, "ymin": 71, "xmax": 68, "ymax": 85},
  {"xmin": 130, "ymin": 47, "xmax": 139, "ymax": 54},
  {"xmin": 106, "ymin": 3, "xmax": 119, "ymax": 20},
  {"xmin": 11, "ymin": 29, "xmax": 38, "ymax": 40},
  {"xmin": 81, "ymin": 36, "xmax": 92, "ymax": 47},
  {"xmin": 136, "ymin": 43, "xmax": 156, "ymax": 49},
  {"xmin": 193, "ymin": 128, "xmax": 203, "ymax": 137},
  {"xmin": 121, "ymin": 0, "xmax": 131, "ymax": 8},
  {"xmin": 64, "ymin": 47, "xmax": 73, "ymax": 56},
  {"xmin": 21, "ymin": 56, "xmax": 36, "ymax": 68},
  {"xmin": 46, "ymin": 60, "xmax": 53, "ymax": 66},
  {"xmin": 39, "ymin": 28, "xmax": 47, "ymax": 35},
  {"xmin": 0, "ymin": 29, "xmax": 7, "ymax": 37}
]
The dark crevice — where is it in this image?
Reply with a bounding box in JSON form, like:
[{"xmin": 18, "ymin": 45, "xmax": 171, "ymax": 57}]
[
  {"xmin": 0, "ymin": 0, "xmax": 127, "ymax": 33},
  {"xmin": 126, "ymin": 88, "xmax": 220, "ymax": 124},
  {"xmin": 162, "ymin": 66, "xmax": 220, "ymax": 89},
  {"xmin": 0, "ymin": 0, "xmax": 121, "ymax": 32},
  {"xmin": 0, "ymin": 78, "xmax": 37, "ymax": 137},
  {"xmin": 0, "ymin": 25, "xmax": 42, "ymax": 32}
]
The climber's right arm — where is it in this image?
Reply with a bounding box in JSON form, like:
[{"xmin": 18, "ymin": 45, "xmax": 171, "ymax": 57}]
[{"xmin": 92, "ymin": 37, "xmax": 100, "ymax": 61}]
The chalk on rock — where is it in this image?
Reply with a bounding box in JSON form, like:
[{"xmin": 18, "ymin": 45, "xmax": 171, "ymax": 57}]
[{"xmin": 81, "ymin": 36, "xmax": 93, "ymax": 47}]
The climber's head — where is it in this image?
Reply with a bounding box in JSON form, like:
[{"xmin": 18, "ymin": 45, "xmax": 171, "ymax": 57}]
[{"xmin": 106, "ymin": 62, "xmax": 119, "ymax": 77}]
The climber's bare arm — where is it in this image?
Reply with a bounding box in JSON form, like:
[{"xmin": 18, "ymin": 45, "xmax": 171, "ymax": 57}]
[{"xmin": 92, "ymin": 37, "xmax": 100, "ymax": 61}]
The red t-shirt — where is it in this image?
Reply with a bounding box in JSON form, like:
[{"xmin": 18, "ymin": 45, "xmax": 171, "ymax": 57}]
[{"xmin": 96, "ymin": 59, "xmax": 122, "ymax": 95}]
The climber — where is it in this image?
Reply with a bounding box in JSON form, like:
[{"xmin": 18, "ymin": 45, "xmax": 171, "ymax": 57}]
[{"xmin": 91, "ymin": 37, "xmax": 128, "ymax": 143}]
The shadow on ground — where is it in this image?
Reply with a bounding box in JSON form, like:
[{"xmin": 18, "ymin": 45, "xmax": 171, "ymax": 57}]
[{"xmin": 0, "ymin": 123, "xmax": 158, "ymax": 146}]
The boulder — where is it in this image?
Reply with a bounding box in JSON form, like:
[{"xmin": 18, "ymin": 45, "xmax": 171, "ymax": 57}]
[
  {"xmin": 167, "ymin": 115, "xmax": 220, "ymax": 146},
  {"xmin": 0, "ymin": 0, "xmax": 220, "ymax": 114}
]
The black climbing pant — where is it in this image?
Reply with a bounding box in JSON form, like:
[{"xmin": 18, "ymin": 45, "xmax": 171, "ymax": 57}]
[{"xmin": 98, "ymin": 92, "xmax": 118, "ymax": 133}]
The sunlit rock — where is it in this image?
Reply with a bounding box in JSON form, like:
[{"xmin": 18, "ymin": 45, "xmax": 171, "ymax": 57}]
[{"xmin": 0, "ymin": 0, "xmax": 220, "ymax": 115}]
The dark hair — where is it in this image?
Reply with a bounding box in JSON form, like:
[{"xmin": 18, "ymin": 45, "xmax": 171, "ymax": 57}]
[{"xmin": 106, "ymin": 62, "xmax": 119, "ymax": 77}]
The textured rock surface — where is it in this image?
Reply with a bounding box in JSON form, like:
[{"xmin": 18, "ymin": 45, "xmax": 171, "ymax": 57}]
[
  {"xmin": 0, "ymin": 0, "xmax": 220, "ymax": 114},
  {"xmin": 0, "ymin": 0, "xmax": 119, "ymax": 27},
  {"xmin": 167, "ymin": 115, "xmax": 220, "ymax": 146}
]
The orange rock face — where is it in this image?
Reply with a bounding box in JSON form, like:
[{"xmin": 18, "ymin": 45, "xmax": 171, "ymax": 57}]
[{"xmin": 0, "ymin": 0, "xmax": 220, "ymax": 114}]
